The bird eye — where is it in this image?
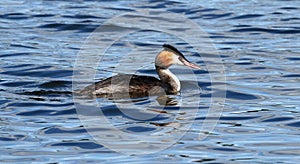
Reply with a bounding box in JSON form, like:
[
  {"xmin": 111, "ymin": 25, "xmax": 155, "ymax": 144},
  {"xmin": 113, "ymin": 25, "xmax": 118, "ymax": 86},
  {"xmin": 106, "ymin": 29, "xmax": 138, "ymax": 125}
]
[{"xmin": 178, "ymin": 56, "xmax": 184, "ymax": 63}]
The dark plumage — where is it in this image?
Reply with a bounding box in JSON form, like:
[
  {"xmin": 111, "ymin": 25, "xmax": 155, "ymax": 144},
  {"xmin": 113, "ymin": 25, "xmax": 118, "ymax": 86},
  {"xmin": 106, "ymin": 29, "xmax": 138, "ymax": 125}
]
[
  {"xmin": 79, "ymin": 74, "xmax": 166, "ymax": 98},
  {"xmin": 78, "ymin": 44, "xmax": 200, "ymax": 99}
]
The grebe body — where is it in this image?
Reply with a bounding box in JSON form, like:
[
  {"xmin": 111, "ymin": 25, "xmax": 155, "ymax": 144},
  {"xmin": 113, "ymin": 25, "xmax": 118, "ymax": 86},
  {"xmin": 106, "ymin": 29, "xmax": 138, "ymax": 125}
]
[{"xmin": 79, "ymin": 44, "xmax": 200, "ymax": 98}]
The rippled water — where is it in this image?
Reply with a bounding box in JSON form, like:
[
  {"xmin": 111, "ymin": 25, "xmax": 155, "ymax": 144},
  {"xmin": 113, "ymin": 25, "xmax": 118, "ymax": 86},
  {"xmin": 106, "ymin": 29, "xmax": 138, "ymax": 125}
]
[{"xmin": 1, "ymin": 0, "xmax": 300, "ymax": 163}]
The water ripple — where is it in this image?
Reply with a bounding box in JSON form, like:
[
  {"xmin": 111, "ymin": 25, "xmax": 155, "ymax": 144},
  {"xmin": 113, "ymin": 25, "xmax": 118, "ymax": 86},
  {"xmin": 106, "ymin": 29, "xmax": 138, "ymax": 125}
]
[
  {"xmin": 286, "ymin": 121, "xmax": 300, "ymax": 128},
  {"xmin": 1, "ymin": 69, "xmax": 73, "ymax": 78},
  {"xmin": 0, "ymin": 13, "xmax": 29, "ymax": 20},
  {"xmin": 41, "ymin": 126, "xmax": 87, "ymax": 134},
  {"xmin": 226, "ymin": 90, "xmax": 259, "ymax": 100},
  {"xmin": 38, "ymin": 23, "xmax": 98, "ymax": 32},
  {"xmin": 230, "ymin": 27, "xmax": 300, "ymax": 34},
  {"xmin": 50, "ymin": 141, "xmax": 103, "ymax": 149},
  {"xmin": 1, "ymin": 0, "xmax": 300, "ymax": 163},
  {"xmin": 229, "ymin": 14, "xmax": 264, "ymax": 20}
]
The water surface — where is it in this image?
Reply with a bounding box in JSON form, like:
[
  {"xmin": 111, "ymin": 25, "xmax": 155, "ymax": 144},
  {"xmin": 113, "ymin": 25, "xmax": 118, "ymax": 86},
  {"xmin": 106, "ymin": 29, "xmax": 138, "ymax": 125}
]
[{"xmin": 1, "ymin": 0, "xmax": 300, "ymax": 163}]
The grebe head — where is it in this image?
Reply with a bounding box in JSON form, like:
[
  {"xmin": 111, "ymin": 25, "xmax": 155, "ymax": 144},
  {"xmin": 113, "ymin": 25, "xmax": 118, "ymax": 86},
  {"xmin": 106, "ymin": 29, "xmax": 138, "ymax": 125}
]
[{"xmin": 155, "ymin": 44, "xmax": 201, "ymax": 69}]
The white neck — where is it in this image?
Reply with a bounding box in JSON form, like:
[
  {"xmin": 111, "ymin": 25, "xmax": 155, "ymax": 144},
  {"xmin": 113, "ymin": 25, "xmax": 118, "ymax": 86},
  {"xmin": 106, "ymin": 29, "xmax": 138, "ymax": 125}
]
[{"xmin": 156, "ymin": 67, "xmax": 181, "ymax": 93}]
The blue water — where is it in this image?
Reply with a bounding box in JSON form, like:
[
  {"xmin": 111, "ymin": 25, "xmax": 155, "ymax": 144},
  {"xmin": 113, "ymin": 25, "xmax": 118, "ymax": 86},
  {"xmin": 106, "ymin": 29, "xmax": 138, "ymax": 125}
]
[{"xmin": 1, "ymin": 0, "xmax": 300, "ymax": 163}]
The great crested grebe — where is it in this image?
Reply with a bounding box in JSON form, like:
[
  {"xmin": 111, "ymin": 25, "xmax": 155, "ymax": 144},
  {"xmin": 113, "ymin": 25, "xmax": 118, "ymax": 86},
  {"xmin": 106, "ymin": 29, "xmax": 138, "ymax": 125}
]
[{"xmin": 79, "ymin": 44, "xmax": 200, "ymax": 98}]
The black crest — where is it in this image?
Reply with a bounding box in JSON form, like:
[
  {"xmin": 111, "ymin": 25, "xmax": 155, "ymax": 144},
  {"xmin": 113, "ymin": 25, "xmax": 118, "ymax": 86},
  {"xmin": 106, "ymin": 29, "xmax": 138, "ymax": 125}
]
[{"xmin": 162, "ymin": 44, "xmax": 189, "ymax": 62}]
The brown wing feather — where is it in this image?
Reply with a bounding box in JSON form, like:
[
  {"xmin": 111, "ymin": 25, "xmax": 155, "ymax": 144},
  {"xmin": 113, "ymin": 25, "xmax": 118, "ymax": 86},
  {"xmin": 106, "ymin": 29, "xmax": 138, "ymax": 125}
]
[{"xmin": 78, "ymin": 74, "xmax": 165, "ymax": 98}]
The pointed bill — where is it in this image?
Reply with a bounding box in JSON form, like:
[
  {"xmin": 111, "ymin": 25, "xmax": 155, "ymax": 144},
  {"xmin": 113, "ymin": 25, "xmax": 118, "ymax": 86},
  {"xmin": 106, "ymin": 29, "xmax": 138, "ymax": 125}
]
[{"xmin": 183, "ymin": 60, "xmax": 201, "ymax": 69}]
